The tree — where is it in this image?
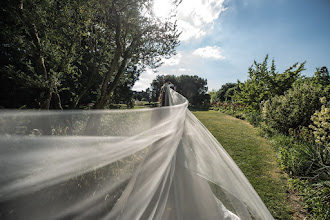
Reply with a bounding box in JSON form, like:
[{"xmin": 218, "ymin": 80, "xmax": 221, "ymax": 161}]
[
  {"xmin": 313, "ymin": 66, "xmax": 330, "ymax": 87},
  {"xmin": 111, "ymin": 66, "xmax": 140, "ymax": 108},
  {"xmin": 1, "ymin": 0, "xmax": 98, "ymax": 109},
  {"xmin": 209, "ymin": 89, "xmax": 217, "ymax": 103},
  {"xmin": 234, "ymin": 55, "xmax": 305, "ymax": 111},
  {"xmin": 0, "ymin": 0, "xmax": 180, "ymax": 110},
  {"xmin": 133, "ymin": 89, "xmax": 152, "ymax": 102},
  {"xmin": 150, "ymin": 74, "xmax": 208, "ymax": 106},
  {"xmin": 216, "ymin": 83, "xmax": 237, "ymax": 102},
  {"xmin": 150, "ymin": 75, "xmax": 178, "ymax": 101},
  {"xmin": 91, "ymin": 0, "xmax": 180, "ymax": 109}
]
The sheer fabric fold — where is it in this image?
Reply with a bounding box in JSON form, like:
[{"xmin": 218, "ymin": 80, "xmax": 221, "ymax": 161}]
[{"xmin": 0, "ymin": 85, "xmax": 273, "ymax": 219}]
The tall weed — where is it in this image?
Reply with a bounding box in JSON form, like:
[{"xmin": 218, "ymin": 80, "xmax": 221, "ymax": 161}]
[{"xmin": 289, "ymin": 179, "xmax": 330, "ymax": 220}]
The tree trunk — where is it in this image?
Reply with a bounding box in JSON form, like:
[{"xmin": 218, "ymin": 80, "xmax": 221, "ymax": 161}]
[
  {"xmin": 93, "ymin": 52, "xmax": 129, "ymax": 109},
  {"xmin": 20, "ymin": 2, "xmax": 51, "ymax": 109},
  {"xmin": 84, "ymin": 113, "xmax": 102, "ymax": 135},
  {"xmin": 85, "ymin": 55, "xmax": 128, "ymax": 134},
  {"xmin": 54, "ymin": 86, "xmax": 63, "ymax": 110},
  {"xmin": 40, "ymin": 89, "xmax": 52, "ymax": 109}
]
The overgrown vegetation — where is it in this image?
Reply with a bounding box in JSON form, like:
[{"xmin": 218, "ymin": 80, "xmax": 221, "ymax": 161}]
[
  {"xmin": 211, "ymin": 56, "xmax": 330, "ymax": 219},
  {"xmin": 150, "ymin": 74, "xmax": 210, "ymax": 107},
  {"xmin": 193, "ymin": 110, "xmax": 293, "ymax": 219},
  {"xmin": 0, "ymin": 0, "xmax": 180, "ymax": 109}
]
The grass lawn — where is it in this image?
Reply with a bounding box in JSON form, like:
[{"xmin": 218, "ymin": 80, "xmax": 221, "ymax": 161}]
[{"xmin": 193, "ymin": 110, "xmax": 294, "ymax": 220}]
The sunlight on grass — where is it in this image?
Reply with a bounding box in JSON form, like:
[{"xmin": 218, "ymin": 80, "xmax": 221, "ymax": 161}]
[{"xmin": 193, "ymin": 110, "xmax": 294, "ymax": 219}]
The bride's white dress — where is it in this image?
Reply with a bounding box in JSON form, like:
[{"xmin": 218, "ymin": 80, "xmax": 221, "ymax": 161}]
[{"xmin": 0, "ymin": 85, "xmax": 273, "ymax": 219}]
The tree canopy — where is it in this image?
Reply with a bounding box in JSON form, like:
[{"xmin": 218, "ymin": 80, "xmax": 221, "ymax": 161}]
[
  {"xmin": 233, "ymin": 55, "xmax": 305, "ymax": 111},
  {"xmin": 150, "ymin": 74, "xmax": 210, "ymax": 107},
  {"xmin": 215, "ymin": 82, "xmax": 238, "ymax": 102},
  {"xmin": 0, "ymin": 0, "xmax": 180, "ymax": 109}
]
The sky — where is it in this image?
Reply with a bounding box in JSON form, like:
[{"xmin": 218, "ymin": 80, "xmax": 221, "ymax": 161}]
[{"xmin": 133, "ymin": 0, "xmax": 330, "ymax": 92}]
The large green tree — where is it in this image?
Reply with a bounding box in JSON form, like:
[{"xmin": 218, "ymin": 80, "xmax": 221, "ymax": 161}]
[
  {"xmin": 234, "ymin": 55, "xmax": 305, "ymax": 111},
  {"xmin": 216, "ymin": 82, "xmax": 237, "ymax": 102},
  {"xmin": 91, "ymin": 0, "xmax": 180, "ymax": 109},
  {"xmin": 0, "ymin": 0, "xmax": 180, "ymax": 109},
  {"xmin": 150, "ymin": 74, "xmax": 209, "ymax": 106},
  {"xmin": 1, "ymin": 0, "xmax": 99, "ymax": 109}
]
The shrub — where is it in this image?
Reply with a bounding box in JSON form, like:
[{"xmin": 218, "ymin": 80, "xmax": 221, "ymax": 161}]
[
  {"xmin": 309, "ymin": 97, "xmax": 330, "ymax": 150},
  {"xmin": 245, "ymin": 111, "xmax": 261, "ymax": 127},
  {"xmin": 262, "ymin": 82, "xmax": 323, "ymax": 133},
  {"xmin": 271, "ymin": 130, "xmax": 330, "ymax": 180},
  {"xmin": 257, "ymin": 121, "xmax": 277, "ymax": 138},
  {"xmin": 234, "ymin": 112, "xmax": 245, "ymax": 120},
  {"xmin": 273, "ymin": 135, "xmax": 308, "ymax": 176},
  {"xmin": 289, "ymin": 179, "xmax": 330, "ymax": 220},
  {"xmin": 135, "ymin": 101, "xmax": 145, "ymax": 106}
]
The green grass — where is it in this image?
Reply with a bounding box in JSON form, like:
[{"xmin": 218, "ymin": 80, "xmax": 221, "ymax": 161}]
[{"xmin": 193, "ymin": 110, "xmax": 294, "ymax": 220}]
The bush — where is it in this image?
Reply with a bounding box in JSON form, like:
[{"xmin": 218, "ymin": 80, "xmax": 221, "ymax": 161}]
[
  {"xmin": 268, "ymin": 99, "xmax": 330, "ymax": 220},
  {"xmin": 245, "ymin": 111, "xmax": 261, "ymax": 127},
  {"xmin": 272, "ymin": 134, "xmax": 307, "ymax": 176},
  {"xmin": 262, "ymin": 82, "xmax": 323, "ymax": 133},
  {"xmin": 257, "ymin": 121, "xmax": 276, "ymax": 138},
  {"xmin": 289, "ymin": 179, "xmax": 330, "ymax": 220},
  {"xmin": 272, "ymin": 132, "xmax": 330, "ymax": 179},
  {"xmin": 309, "ymin": 97, "xmax": 330, "ymax": 150},
  {"xmin": 135, "ymin": 101, "xmax": 145, "ymax": 106},
  {"xmin": 144, "ymin": 102, "xmax": 158, "ymax": 108},
  {"xmin": 234, "ymin": 112, "xmax": 245, "ymax": 120}
]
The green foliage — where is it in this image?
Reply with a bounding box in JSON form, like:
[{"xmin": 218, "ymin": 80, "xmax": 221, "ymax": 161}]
[
  {"xmin": 217, "ymin": 58, "xmax": 330, "ymax": 219},
  {"xmin": 133, "ymin": 89, "xmax": 152, "ymax": 102},
  {"xmin": 271, "ymin": 132, "xmax": 330, "ymax": 181},
  {"xmin": 260, "ymin": 77, "xmax": 330, "ymax": 220},
  {"xmin": 309, "ymin": 97, "xmax": 330, "ymax": 150},
  {"xmin": 150, "ymin": 74, "xmax": 209, "ymax": 106},
  {"xmin": 209, "ymin": 89, "xmax": 217, "ymax": 102},
  {"xmin": 0, "ymin": 0, "xmax": 180, "ymax": 109},
  {"xmin": 234, "ymin": 55, "xmax": 305, "ymax": 112},
  {"xmin": 216, "ymin": 82, "xmax": 237, "ymax": 102},
  {"xmin": 210, "ymin": 102, "xmax": 246, "ymax": 118},
  {"xmin": 1, "ymin": 0, "xmax": 100, "ymax": 109},
  {"xmin": 262, "ymin": 81, "xmax": 323, "ymax": 133},
  {"xmin": 244, "ymin": 111, "xmax": 261, "ymax": 127},
  {"xmin": 313, "ymin": 66, "xmax": 330, "ymax": 87},
  {"xmin": 289, "ymin": 179, "xmax": 330, "ymax": 220}
]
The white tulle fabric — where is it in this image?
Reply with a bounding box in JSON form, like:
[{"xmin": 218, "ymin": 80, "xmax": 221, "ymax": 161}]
[{"xmin": 0, "ymin": 85, "xmax": 274, "ymax": 220}]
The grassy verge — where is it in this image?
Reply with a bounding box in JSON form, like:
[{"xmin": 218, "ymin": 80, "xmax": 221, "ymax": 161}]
[{"xmin": 193, "ymin": 110, "xmax": 294, "ymax": 219}]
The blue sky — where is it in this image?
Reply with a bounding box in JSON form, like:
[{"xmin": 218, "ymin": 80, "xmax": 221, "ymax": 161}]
[{"xmin": 133, "ymin": 0, "xmax": 330, "ymax": 91}]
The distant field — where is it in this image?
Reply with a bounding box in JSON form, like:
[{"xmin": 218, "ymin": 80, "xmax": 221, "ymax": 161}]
[{"xmin": 193, "ymin": 110, "xmax": 294, "ymax": 220}]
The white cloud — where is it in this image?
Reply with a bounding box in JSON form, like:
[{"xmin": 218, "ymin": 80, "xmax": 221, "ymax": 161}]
[
  {"xmin": 177, "ymin": 20, "xmax": 206, "ymax": 41},
  {"xmin": 132, "ymin": 68, "xmax": 156, "ymax": 91},
  {"xmin": 179, "ymin": 68, "xmax": 188, "ymax": 72},
  {"xmin": 133, "ymin": 52, "xmax": 186, "ymax": 91},
  {"xmin": 193, "ymin": 46, "xmax": 226, "ymax": 60},
  {"xmin": 162, "ymin": 53, "xmax": 182, "ymax": 66},
  {"xmin": 176, "ymin": 0, "xmax": 226, "ymax": 42},
  {"xmin": 153, "ymin": 0, "xmax": 172, "ymax": 18},
  {"xmin": 134, "ymin": 1, "xmax": 228, "ymax": 91}
]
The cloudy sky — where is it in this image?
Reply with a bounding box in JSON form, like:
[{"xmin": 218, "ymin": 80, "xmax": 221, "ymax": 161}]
[{"xmin": 133, "ymin": 0, "xmax": 330, "ymax": 91}]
